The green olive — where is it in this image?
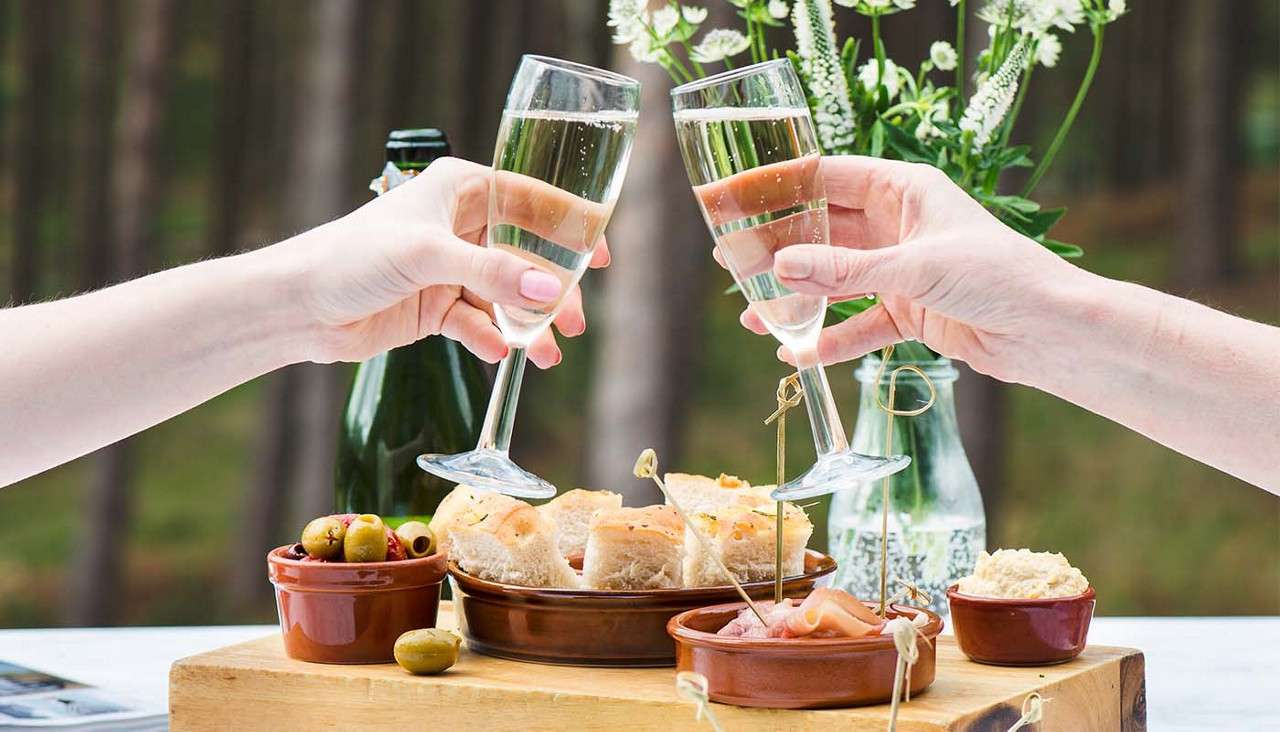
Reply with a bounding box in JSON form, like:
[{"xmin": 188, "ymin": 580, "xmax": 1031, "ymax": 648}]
[
  {"xmin": 343, "ymin": 514, "xmax": 388, "ymax": 562},
  {"xmin": 394, "ymin": 521, "xmax": 436, "ymax": 559},
  {"xmin": 300, "ymin": 516, "xmax": 346, "ymax": 560},
  {"xmin": 394, "ymin": 628, "xmax": 460, "ymax": 675}
]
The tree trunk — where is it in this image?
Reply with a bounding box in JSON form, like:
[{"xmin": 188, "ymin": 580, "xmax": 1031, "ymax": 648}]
[
  {"xmin": 207, "ymin": 0, "xmax": 254, "ymax": 257},
  {"xmin": 1177, "ymin": 0, "xmax": 1241, "ymax": 289},
  {"xmin": 73, "ymin": 0, "xmax": 120, "ymax": 291},
  {"xmin": 954, "ymin": 365, "xmax": 1007, "ymax": 541},
  {"xmin": 583, "ymin": 16, "xmax": 725, "ymax": 503},
  {"xmin": 229, "ymin": 371, "xmax": 298, "ymax": 613},
  {"xmin": 69, "ymin": 0, "xmax": 178, "ymax": 627},
  {"xmin": 282, "ymin": 0, "xmax": 361, "ymax": 531},
  {"xmin": 11, "ymin": 0, "xmax": 61, "ymax": 303}
]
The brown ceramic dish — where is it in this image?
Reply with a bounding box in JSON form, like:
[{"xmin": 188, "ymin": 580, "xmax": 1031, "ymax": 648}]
[
  {"xmin": 946, "ymin": 584, "xmax": 1096, "ymax": 666},
  {"xmin": 668, "ymin": 601, "xmax": 942, "ymax": 709},
  {"xmin": 449, "ymin": 549, "xmax": 836, "ymax": 667},
  {"xmin": 267, "ymin": 545, "xmax": 447, "ymax": 664}
]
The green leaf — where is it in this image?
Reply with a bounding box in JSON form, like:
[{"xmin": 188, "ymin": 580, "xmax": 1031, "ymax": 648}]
[
  {"xmin": 1019, "ymin": 206, "xmax": 1067, "ymax": 238},
  {"xmin": 1042, "ymin": 239, "xmax": 1084, "ymax": 258},
  {"xmin": 870, "ymin": 120, "xmax": 886, "ymax": 158},
  {"xmin": 881, "ymin": 121, "xmax": 932, "ymax": 164},
  {"xmin": 826, "ymin": 297, "xmax": 877, "ymax": 323}
]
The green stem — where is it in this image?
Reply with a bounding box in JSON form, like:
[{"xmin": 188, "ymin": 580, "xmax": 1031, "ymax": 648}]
[
  {"xmin": 872, "ymin": 12, "xmax": 885, "ymax": 106},
  {"xmin": 955, "ymin": 0, "xmax": 966, "ymax": 116},
  {"xmin": 1023, "ymin": 23, "xmax": 1105, "ymax": 197}
]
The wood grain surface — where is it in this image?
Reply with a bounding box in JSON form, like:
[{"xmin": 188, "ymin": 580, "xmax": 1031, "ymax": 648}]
[{"xmin": 170, "ymin": 604, "xmax": 1145, "ymax": 731}]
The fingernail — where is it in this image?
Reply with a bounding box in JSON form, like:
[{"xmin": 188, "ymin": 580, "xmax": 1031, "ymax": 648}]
[
  {"xmin": 776, "ymin": 345, "xmax": 792, "ymax": 363},
  {"xmin": 774, "ymin": 252, "xmax": 812, "ymax": 280},
  {"xmin": 520, "ymin": 270, "xmax": 561, "ymax": 302}
]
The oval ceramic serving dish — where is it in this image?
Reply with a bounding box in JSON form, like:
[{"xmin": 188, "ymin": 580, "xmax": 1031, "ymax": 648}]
[
  {"xmin": 449, "ymin": 549, "xmax": 836, "ymax": 667},
  {"xmin": 946, "ymin": 583, "xmax": 1096, "ymax": 666},
  {"xmin": 267, "ymin": 545, "xmax": 448, "ymax": 664},
  {"xmin": 668, "ymin": 601, "xmax": 943, "ymax": 709}
]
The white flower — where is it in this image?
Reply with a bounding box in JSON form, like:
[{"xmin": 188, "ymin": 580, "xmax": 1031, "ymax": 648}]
[
  {"xmin": 629, "ymin": 36, "xmax": 663, "ymax": 63},
  {"xmin": 947, "ymin": 0, "xmax": 961, "ymax": 5},
  {"xmin": 608, "ymin": 0, "xmax": 649, "ymax": 44},
  {"xmin": 833, "ymin": 0, "xmax": 857, "ymax": 6},
  {"xmin": 689, "ymin": 28, "xmax": 751, "ymax": 62},
  {"xmin": 768, "ymin": 0, "xmax": 790, "ymax": 19},
  {"xmin": 865, "ymin": 0, "xmax": 893, "ymax": 8},
  {"xmin": 1034, "ymin": 32, "xmax": 1061, "ymax": 67},
  {"xmin": 1105, "ymin": 0, "xmax": 1126, "ymax": 21},
  {"xmin": 959, "ymin": 37, "xmax": 1030, "ymax": 148},
  {"xmin": 915, "ymin": 100, "xmax": 948, "ymax": 139},
  {"xmin": 681, "ymin": 5, "xmax": 708, "ymax": 23},
  {"xmin": 792, "ymin": 0, "xmax": 857, "ymax": 151},
  {"xmin": 857, "ymin": 58, "xmax": 902, "ymax": 99},
  {"xmin": 651, "ymin": 5, "xmax": 679, "ymax": 35},
  {"xmin": 977, "ymin": 0, "xmax": 1084, "ymax": 34},
  {"xmin": 930, "ymin": 40, "xmax": 957, "ymax": 70},
  {"xmin": 892, "ymin": 0, "xmax": 917, "ymax": 9},
  {"xmin": 1030, "ymin": 0, "xmax": 1084, "ymax": 32}
]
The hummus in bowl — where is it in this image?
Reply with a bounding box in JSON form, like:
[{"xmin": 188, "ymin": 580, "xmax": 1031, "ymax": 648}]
[{"xmin": 957, "ymin": 548, "xmax": 1089, "ymax": 600}]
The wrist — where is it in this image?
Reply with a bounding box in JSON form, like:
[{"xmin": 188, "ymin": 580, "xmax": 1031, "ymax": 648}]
[
  {"xmin": 1025, "ymin": 263, "xmax": 1157, "ymax": 399},
  {"xmin": 233, "ymin": 232, "xmax": 328, "ymax": 367}
]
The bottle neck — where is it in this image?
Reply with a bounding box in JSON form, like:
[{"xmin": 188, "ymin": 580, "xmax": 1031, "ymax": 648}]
[{"xmin": 855, "ymin": 356, "xmax": 960, "ymax": 429}]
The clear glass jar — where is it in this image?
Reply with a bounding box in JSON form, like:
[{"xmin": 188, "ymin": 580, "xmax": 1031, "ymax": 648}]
[{"xmin": 828, "ymin": 355, "xmax": 986, "ymax": 617}]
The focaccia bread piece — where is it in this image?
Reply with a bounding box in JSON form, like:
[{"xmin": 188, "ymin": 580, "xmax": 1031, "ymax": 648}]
[
  {"xmin": 683, "ymin": 502, "xmax": 813, "ymax": 587},
  {"xmin": 428, "ymin": 485, "xmax": 523, "ymax": 556},
  {"xmin": 448, "ymin": 501, "xmax": 580, "ymax": 588},
  {"xmin": 581, "ymin": 505, "xmax": 684, "ymax": 590},
  {"xmin": 662, "ymin": 472, "xmax": 773, "ymax": 515},
  {"xmin": 536, "ymin": 488, "xmax": 623, "ymax": 564}
]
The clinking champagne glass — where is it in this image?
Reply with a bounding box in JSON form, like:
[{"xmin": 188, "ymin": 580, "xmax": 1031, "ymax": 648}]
[
  {"xmin": 671, "ymin": 59, "xmax": 910, "ymax": 501},
  {"xmin": 418, "ymin": 55, "xmax": 640, "ymax": 498}
]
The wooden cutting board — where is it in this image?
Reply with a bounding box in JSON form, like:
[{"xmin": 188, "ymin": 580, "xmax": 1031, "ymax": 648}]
[{"xmin": 169, "ymin": 604, "xmax": 1145, "ymax": 731}]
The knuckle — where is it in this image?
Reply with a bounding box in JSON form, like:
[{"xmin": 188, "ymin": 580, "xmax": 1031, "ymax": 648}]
[
  {"xmin": 828, "ymin": 250, "xmax": 857, "ymax": 287},
  {"xmin": 470, "ymin": 251, "xmax": 504, "ymax": 289}
]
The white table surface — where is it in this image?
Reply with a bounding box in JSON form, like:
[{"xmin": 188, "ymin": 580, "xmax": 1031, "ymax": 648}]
[{"xmin": 0, "ymin": 618, "xmax": 1276, "ymax": 730}]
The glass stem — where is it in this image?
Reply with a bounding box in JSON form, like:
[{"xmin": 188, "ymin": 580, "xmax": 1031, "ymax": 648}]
[
  {"xmin": 797, "ymin": 361, "xmax": 849, "ymax": 457},
  {"xmin": 476, "ymin": 347, "xmax": 527, "ymax": 454}
]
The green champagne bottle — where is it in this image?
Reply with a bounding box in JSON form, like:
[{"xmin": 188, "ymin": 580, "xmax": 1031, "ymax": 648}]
[{"xmin": 334, "ymin": 129, "xmax": 490, "ymax": 527}]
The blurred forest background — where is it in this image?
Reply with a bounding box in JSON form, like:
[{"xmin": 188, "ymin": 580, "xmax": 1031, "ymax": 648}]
[{"xmin": 0, "ymin": 0, "xmax": 1276, "ymax": 627}]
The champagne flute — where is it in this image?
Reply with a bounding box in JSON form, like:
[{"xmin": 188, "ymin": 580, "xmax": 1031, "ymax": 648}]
[
  {"xmin": 418, "ymin": 55, "xmax": 640, "ymax": 498},
  {"xmin": 671, "ymin": 59, "xmax": 909, "ymax": 501}
]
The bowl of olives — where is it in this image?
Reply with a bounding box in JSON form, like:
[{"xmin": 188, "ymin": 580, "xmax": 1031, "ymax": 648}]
[{"xmin": 267, "ymin": 514, "xmax": 448, "ymax": 664}]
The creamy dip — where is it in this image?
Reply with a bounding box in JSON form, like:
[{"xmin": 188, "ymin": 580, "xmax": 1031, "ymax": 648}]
[{"xmin": 957, "ymin": 548, "xmax": 1089, "ymax": 599}]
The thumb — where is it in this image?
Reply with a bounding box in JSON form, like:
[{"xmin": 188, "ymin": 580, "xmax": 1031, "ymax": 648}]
[
  {"xmin": 427, "ymin": 237, "xmax": 564, "ymax": 308},
  {"xmin": 774, "ymin": 245, "xmax": 917, "ymax": 299}
]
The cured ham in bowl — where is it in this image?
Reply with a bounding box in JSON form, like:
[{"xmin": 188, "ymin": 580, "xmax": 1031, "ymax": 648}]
[{"xmin": 668, "ymin": 590, "xmax": 943, "ymax": 708}]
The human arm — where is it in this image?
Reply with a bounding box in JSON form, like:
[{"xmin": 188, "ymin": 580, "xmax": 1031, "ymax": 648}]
[
  {"xmin": 0, "ymin": 158, "xmax": 603, "ymax": 486},
  {"xmin": 742, "ymin": 156, "xmax": 1280, "ymax": 492}
]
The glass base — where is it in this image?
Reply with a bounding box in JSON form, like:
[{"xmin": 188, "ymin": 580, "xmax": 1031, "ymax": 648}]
[
  {"xmin": 417, "ymin": 448, "xmax": 556, "ymax": 499},
  {"xmin": 770, "ymin": 449, "xmax": 911, "ymax": 501}
]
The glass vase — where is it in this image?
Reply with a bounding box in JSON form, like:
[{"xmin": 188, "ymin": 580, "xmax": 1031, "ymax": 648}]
[{"xmin": 828, "ymin": 355, "xmax": 986, "ymax": 618}]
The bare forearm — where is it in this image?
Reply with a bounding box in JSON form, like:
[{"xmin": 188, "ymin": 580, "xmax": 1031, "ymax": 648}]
[
  {"xmin": 1032, "ymin": 271, "xmax": 1280, "ymax": 492},
  {"xmin": 0, "ymin": 244, "xmax": 313, "ymax": 486}
]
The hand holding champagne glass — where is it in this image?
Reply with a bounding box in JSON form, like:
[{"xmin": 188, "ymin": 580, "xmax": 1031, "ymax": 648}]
[
  {"xmin": 671, "ymin": 60, "xmax": 910, "ymax": 500},
  {"xmin": 418, "ymin": 55, "xmax": 640, "ymax": 498}
]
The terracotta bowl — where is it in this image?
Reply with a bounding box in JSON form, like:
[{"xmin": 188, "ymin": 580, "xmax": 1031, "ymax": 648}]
[
  {"xmin": 946, "ymin": 584, "xmax": 1096, "ymax": 666},
  {"xmin": 668, "ymin": 601, "xmax": 943, "ymax": 709},
  {"xmin": 449, "ymin": 549, "xmax": 836, "ymax": 667},
  {"xmin": 267, "ymin": 545, "xmax": 447, "ymax": 664}
]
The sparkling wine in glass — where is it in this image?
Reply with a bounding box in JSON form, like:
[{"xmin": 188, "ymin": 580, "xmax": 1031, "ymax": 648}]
[
  {"xmin": 418, "ymin": 55, "xmax": 639, "ymax": 498},
  {"xmin": 671, "ymin": 59, "xmax": 909, "ymax": 500}
]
